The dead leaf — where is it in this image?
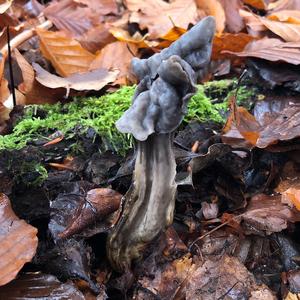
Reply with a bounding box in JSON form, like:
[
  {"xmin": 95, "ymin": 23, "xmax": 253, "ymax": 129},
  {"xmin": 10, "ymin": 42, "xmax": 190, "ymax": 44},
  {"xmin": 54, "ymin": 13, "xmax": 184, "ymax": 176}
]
[
  {"xmin": 268, "ymin": 0, "xmax": 300, "ymax": 11},
  {"xmin": 33, "ymin": 63, "xmax": 119, "ymax": 95},
  {"xmin": 74, "ymin": 0, "xmax": 118, "ymax": 16},
  {"xmin": 242, "ymin": 194, "xmax": 300, "ymax": 234},
  {"xmin": 268, "ymin": 10, "xmax": 300, "ymax": 24},
  {"xmin": 0, "ymin": 193, "xmax": 38, "ymax": 286},
  {"xmin": 125, "ymin": 0, "xmax": 199, "ymax": 38},
  {"xmin": 219, "ymin": 0, "xmax": 245, "ymax": 33},
  {"xmin": 0, "ymin": 272, "xmax": 86, "ymax": 299},
  {"xmin": 183, "ymin": 255, "xmax": 275, "ymax": 299},
  {"xmin": 240, "ymin": 9, "xmax": 267, "ymax": 37},
  {"xmin": 282, "ymin": 186, "xmax": 300, "ymax": 211},
  {"xmin": 0, "ymin": 55, "xmax": 9, "ymax": 104},
  {"xmin": 243, "ymin": 0, "xmax": 267, "ymax": 10},
  {"xmin": 0, "ymin": 0, "xmax": 13, "ymax": 14},
  {"xmin": 89, "ymin": 41, "xmax": 138, "ymax": 85},
  {"xmin": 225, "ymin": 38, "xmax": 300, "ymax": 65},
  {"xmin": 43, "ymin": 0, "xmax": 92, "ymax": 37},
  {"xmin": 196, "ymin": 0, "xmax": 226, "ymax": 33},
  {"xmin": 14, "ymin": 48, "xmax": 65, "ymax": 104},
  {"xmin": 58, "ymin": 188, "xmax": 122, "ymax": 239},
  {"xmin": 212, "ymin": 33, "xmax": 255, "ymax": 60},
  {"xmin": 36, "ymin": 28, "xmax": 95, "ymax": 77}
]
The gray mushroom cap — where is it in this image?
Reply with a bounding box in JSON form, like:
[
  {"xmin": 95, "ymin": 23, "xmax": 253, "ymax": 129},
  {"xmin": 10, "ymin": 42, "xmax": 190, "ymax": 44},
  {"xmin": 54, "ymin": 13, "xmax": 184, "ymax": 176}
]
[{"xmin": 116, "ymin": 16, "xmax": 216, "ymax": 141}]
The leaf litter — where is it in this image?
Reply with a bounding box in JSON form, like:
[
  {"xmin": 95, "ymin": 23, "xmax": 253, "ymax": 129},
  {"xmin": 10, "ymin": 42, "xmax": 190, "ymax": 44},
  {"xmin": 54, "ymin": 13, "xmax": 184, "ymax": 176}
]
[{"xmin": 1, "ymin": 0, "xmax": 300, "ymax": 299}]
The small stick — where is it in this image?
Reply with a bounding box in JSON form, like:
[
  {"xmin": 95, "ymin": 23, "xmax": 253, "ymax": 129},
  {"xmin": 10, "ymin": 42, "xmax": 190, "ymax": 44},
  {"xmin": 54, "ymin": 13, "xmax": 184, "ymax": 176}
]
[{"xmin": 6, "ymin": 26, "xmax": 16, "ymax": 107}]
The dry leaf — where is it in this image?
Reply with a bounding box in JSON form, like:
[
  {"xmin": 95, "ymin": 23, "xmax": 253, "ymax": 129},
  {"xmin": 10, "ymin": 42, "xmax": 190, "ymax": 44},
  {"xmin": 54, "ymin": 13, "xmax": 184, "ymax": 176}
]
[
  {"xmin": 282, "ymin": 186, "xmax": 300, "ymax": 211},
  {"xmin": 212, "ymin": 33, "xmax": 255, "ymax": 60},
  {"xmin": 240, "ymin": 9, "xmax": 267, "ymax": 37},
  {"xmin": 0, "ymin": 0, "xmax": 13, "ymax": 14},
  {"xmin": 242, "ymin": 194, "xmax": 300, "ymax": 234},
  {"xmin": 36, "ymin": 28, "xmax": 95, "ymax": 77},
  {"xmin": 74, "ymin": 0, "xmax": 118, "ymax": 16},
  {"xmin": 14, "ymin": 48, "xmax": 65, "ymax": 104},
  {"xmin": 268, "ymin": 10, "xmax": 300, "ymax": 24},
  {"xmin": 243, "ymin": 0, "xmax": 267, "ymax": 10},
  {"xmin": 196, "ymin": 0, "xmax": 226, "ymax": 33},
  {"xmin": 90, "ymin": 41, "xmax": 138, "ymax": 85},
  {"xmin": 125, "ymin": 0, "xmax": 199, "ymax": 38},
  {"xmin": 0, "ymin": 193, "xmax": 38, "ymax": 286},
  {"xmin": 33, "ymin": 63, "xmax": 119, "ymax": 95},
  {"xmin": 268, "ymin": 0, "xmax": 300, "ymax": 11},
  {"xmin": 225, "ymin": 38, "xmax": 300, "ymax": 65},
  {"xmin": 0, "ymin": 55, "xmax": 9, "ymax": 103},
  {"xmin": 43, "ymin": 0, "xmax": 92, "ymax": 37},
  {"xmin": 219, "ymin": 0, "xmax": 245, "ymax": 33}
]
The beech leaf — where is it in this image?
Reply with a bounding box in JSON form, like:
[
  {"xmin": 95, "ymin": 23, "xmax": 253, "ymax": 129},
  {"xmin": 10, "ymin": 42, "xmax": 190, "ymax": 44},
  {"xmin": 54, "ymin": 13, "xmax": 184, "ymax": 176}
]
[
  {"xmin": 0, "ymin": 0, "xmax": 13, "ymax": 14},
  {"xmin": 0, "ymin": 193, "xmax": 38, "ymax": 286}
]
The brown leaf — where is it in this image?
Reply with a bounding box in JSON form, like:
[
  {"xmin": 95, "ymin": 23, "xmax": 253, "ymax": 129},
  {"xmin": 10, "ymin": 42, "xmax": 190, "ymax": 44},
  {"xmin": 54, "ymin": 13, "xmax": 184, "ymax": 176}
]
[
  {"xmin": 196, "ymin": 0, "xmax": 226, "ymax": 33},
  {"xmin": 36, "ymin": 28, "xmax": 95, "ymax": 77},
  {"xmin": 242, "ymin": 194, "xmax": 300, "ymax": 234},
  {"xmin": 219, "ymin": 0, "xmax": 245, "ymax": 33},
  {"xmin": 240, "ymin": 9, "xmax": 267, "ymax": 37},
  {"xmin": 0, "ymin": 193, "xmax": 38, "ymax": 286},
  {"xmin": 268, "ymin": 10, "xmax": 300, "ymax": 24},
  {"xmin": 125, "ymin": 0, "xmax": 199, "ymax": 38},
  {"xmin": 43, "ymin": 0, "xmax": 92, "ymax": 37},
  {"xmin": 0, "ymin": 55, "xmax": 9, "ymax": 103},
  {"xmin": 282, "ymin": 185, "xmax": 300, "ymax": 211},
  {"xmin": 243, "ymin": 0, "xmax": 267, "ymax": 10},
  {"xmin": 225, "ymin": 38, "xmax": 300, "ymax": 65},
  {"xmin": 0, "ymin": 273, "xmax": 85, "ymax": 299},
  {"xmin": 0, "ymin": 0, "xmax": 13, "ymax": 14},
  {"xmin": 89, "ymin": 41, "xmax": 138, "ymax": 85},
  {"xmin": 14, "ymin": 48, "xmax": 65, "ymax": 104},
  {"xmin": 268, "ymin": 0, "xmax": 300, "ymax": 11},
  {"xmin": 33, "ymin": 63, "xmax": 119, "ymax": 94},
  {"xmin": 74, "ymin": 0, "xmax": 118, "ymax": 16},
  {"xmin": 58, "ymin": 188, "xmax": 122, "ymax": 239},
  {"xmin": 212, "ymin": 33, "xmax": 255, "ymax": 60},
  {"xmin": 183, "ymin": 255, "xmax": 275, "ymax": 299}
]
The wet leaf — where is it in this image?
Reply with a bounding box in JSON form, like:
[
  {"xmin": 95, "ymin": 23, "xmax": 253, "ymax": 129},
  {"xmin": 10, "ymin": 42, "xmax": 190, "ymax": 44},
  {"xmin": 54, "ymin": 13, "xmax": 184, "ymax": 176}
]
[
  {"xmin": 125, "ymin": 0, "xmax": 199, "ymax": 38},
  {"xmin": 0, "ymin": 272, "xmax": 85, "ymax": 299},
  {"xmin": 0, "ymin": 0, "xmax": 13, "ymax": 14},
  {"xmin": 44, "ymin": 0, "xmax": 92, "ymax": 36},
  {"xmin": 242, "ymin": 194, "xmax": 300, "ymax": 234},
  {"xmin": 33, "ymin": 63, "xmax": 119, "ymax": 95},
  {"xmin": 196, "ymin": 0, "xmax": 226, "ymax": 33},
  {"xmin": 225, "ymin": 38, "xmax": 300, "ymax": 65},
  {"xmin": 0, "ymin": 193, "xmax": 38, "ymax": 286},
  {"xmin": 36, "ymin": 28, "xmax": 95, "ymax": 77},
  {"xmin": 89, "ymin": 41, "xmax": 138, "ymax": 85}
]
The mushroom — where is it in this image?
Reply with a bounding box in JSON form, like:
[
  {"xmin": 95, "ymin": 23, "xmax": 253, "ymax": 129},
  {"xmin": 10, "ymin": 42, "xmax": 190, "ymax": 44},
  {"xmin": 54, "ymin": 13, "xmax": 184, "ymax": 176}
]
[{"xmin": 107, "ymin": 16, "xmax": 216, "ymax": 272}]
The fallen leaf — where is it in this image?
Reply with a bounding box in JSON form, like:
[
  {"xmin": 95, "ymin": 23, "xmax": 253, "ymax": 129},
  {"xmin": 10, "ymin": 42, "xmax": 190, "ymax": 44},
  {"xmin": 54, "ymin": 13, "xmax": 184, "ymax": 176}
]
[
  {"xmin": 74, "ymin": 0, "xmax": 118, "ymax": 16},
  {"xmin": 219, "ymin": 0, "xmax": 245, "ymax": 33},
  {"xmin": 242, "ymin": 194, "xmax": 300, "ymax": 234},
  {"xmin": 239, "ymin": 9, "xmax": 267, "ymax": 37},
  {"xmin": 14, "ymin": 48, "xmax": 65, "ymax": 104},
  {"xmin": 268, "ymin": 10, "xmax": 300, "ymax": 24},
  {"xmin": 243, "ymin": 0, "xmax": 267, "ymax": 10},
  {"xmin": 225, "ymin": 38, "xmax": 300, "ymax": 65},
  {"xmin": 0, "ymin": 273, "xmax": 86, "ymax": 299},
  {"xmin": 43, "ymin": 0, "xmax": 92, "ymax": 37},
  {"xmin": 196, "ymin": 0, "xmax": 226, "ymax": 33},
  {"xmin": 58, "ymin": 188, "xmax": 122, "ymax": 239},
  {"xmin": 268, "ymin": 0, "xmax": 300, "ymax": 11},
  {"xmin": 36, "ymin": 28, "xmax": 95, "ymax": 77},
  {"xmin": 33, "ymin": 63, "xmax": 119, "ymax": 95},
  {"xmin": 0, "ymin": 0, "xmax": 13, "ymax": 14},
  {"xmin": 0, "ymin": 54, "xmax": 9, "ymax": 104},
  {"xmin": 212, "ymin": 33, "xmax": 255, "ymax": 60},
  {"xmin": 89, "ymin": 41, "xmax": 138, "ymax": 85},
  {"xmin": 183, "ymin": 255, "xmax": 275, "ymax": 299},
  {"xmin": 125, "ymin": 0, "xmax": 199, "ymax": 38},
  {"xmin": 0, "ymin": 193, "xmax": 38, "ymax": 286}
]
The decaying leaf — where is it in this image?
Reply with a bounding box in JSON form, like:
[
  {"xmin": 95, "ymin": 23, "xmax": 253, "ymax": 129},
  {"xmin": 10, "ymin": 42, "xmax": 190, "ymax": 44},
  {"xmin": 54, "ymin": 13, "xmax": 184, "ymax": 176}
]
[
  {"xmin": 0, "ymin": 0, "xmax": 13, "ymax": 14},
  {"xmin": 33, "ymin": 63, "xmax": 119, "ymax": 95},
  {"xmin": 242, "ymin": 194, "xmax": 300, "ymax": 234},
  {"xmin": 36, "ymin": 28, "xmax": 95, "ymax": 77},
  {"xmin": 125, "ymin": 0, "xmax": 199, "ymax": 38},
  {"xmin": 43, "ymin": 0, "xmax": 92, "ymax": 37},
  {"xmin": 282, "ymin": 185, "xmax": 300, "ymax": 211},
  {"xmin": 225, "ymin": 38, "xmax": 300, "ymax": 65},
  {"xmin": 183, "ymin": 255, "xmax": 275, "ymax": 299},
  {"xmin": 0, "ymin": 272, "xmax": 86, "ymax": 299},
  {"xmin": 0, "ymin": 193, "xmax": 38, "ymax": 286},
  {"xmin": 90, "ymin": 41, "xmax": 138, "ymax": 85}
]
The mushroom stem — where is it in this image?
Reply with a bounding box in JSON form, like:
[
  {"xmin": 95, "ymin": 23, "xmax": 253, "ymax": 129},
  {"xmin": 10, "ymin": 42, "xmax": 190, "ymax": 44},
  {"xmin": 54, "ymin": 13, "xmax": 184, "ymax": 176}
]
[{"xmin": 107, "ymin": 133, "xmax": 176, "ymax": 271}]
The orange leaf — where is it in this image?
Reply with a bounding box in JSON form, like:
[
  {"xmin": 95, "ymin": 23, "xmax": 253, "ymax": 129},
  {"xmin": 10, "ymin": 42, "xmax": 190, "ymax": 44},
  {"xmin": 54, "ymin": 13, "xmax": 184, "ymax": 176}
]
[
  {"xmin": 36, "ymin": 28, "xmax": 95, "ymax": 77},
  {"xmin": 196, "ymin": 0, "xmax": 226, "ymax": 33},
  {"xmin": 268, "ymin": 10, "xmax": 300, "ymax": 24},
  {"xmin": 282, "ymin": 187, "xmax": 300, "ymax": 211},
  {"xmin": 0, "ymin": 193, "xmax": 38, "ymax": 286},
  {"xmin": 212, "ymin": 33, "xmax": 255, "ymax": 60},
  {"xmin": 243, "ymin": 0, "xmax": 267, "ymax": 10},
  {"xmin": 90, "ymin": 41, "xmax": 138, "ymax": 85}
]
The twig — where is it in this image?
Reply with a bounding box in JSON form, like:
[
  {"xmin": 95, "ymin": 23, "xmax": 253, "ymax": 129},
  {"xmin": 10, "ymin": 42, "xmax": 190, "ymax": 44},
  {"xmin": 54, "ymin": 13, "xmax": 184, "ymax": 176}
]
[
  {"xmin": 6, "ymin": 26, "xmax": 16, "ymax": 107},
  {"xmin": 0, "ymin": 19, "xmax": 53, "ymax": 58}
]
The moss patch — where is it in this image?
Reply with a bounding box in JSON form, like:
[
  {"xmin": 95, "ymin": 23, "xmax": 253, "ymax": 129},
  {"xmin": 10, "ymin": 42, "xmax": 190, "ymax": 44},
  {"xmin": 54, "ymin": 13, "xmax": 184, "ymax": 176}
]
[{"xmin": 0, "ymin": 80, "xmax": 257, "ymax": 153}]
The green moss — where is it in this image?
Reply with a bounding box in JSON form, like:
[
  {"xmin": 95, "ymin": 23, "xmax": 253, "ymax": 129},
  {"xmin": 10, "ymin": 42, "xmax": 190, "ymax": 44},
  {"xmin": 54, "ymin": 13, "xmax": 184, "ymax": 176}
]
[{"xmin": 0, "ymin": 80, "xmax": 256, "ymax": 153}]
